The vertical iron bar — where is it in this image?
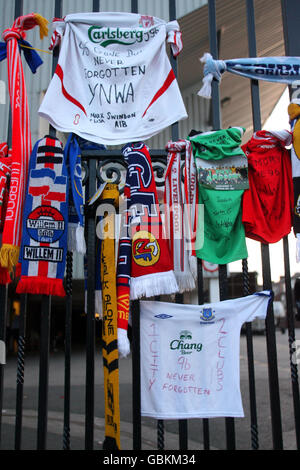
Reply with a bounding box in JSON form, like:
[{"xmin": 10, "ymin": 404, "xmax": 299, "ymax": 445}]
[
  {"xmin": 0, "ymin": 285, "xmax": 8, "ymax": 450},
  {"xmin": 37, "ymin": 295, "xmax": 51, "ymax": 450},
  {"xmin": 281, "ymin": 0, "xmax": 300, "ymax": 450},
  {"xmin": 0, "ymin": 0, "xmax": 23, "ymax": 450},
  {"xmin": 169, "ymin": 0, "xmax": 188, "ymax": 450},
  {"xmin": 197, "ymin": 259, "xmax": 210, "ymax": 450},
  {"xmin": 283, "ymin": 237, "xmax": 300, "ymax": 449},
  {"xmin": 63, "ymin": 251, "xmax": 73, "ymax": 450},
  {"xmin": 37, "ymin": 0, "xmax": 62, "ymax": 451},
  {"xmin": 85, "ymin": 158, "xmax": 97, "ymax": 450},
  {"xmin": 208, "ymin": 0, "xmax": 221, "ymax": 131},
  {"xmin": 246, "ymin": 0, "xmax": 283, "ymax": 450},
  {"xmin": 132, "ymin": 299, "xmax": 141, "ymax": 450},
  {"xmin": 131, "ymin": 0, "xmax": 141, "ymax": 452},
  {"xmin": 208, "ymin": 0, "xmax": 235, "ymax": 450},
  {"xmin": 242, "ymin": 259, "xmax": 259, "ymax": 449},
  {"xmin": 14, "ymin": 294, "xmax": 27, "ymax": 450}
]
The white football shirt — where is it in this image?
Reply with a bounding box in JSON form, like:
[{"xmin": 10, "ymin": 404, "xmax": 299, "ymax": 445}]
[
  {"xmin": 39, "ymin": 12, "xmax": 187, "ymax": 146},
  {"xmin": 140, "ymin": 291, "xmax": 271, "ymax": 419}
]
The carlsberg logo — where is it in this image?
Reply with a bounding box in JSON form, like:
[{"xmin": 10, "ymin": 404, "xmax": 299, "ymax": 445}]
[
  {"xmin": 88, "ymin": 26, "xmax": 143, "ymax": 46},
  {"xmin": 170, "ymin": 330, "xmax": 203, "ymax": 355}
]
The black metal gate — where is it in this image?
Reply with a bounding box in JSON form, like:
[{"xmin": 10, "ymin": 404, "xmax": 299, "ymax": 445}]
[{"xmin": 0, "ymin": 0, "xmax": 300, "ymax": 453}]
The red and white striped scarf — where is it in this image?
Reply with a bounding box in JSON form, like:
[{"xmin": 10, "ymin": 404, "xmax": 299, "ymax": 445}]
[
  {"xmin": 0, "ymin": 13, "xmax": 48, "ymax": 273},
  {"xmin": 164, "ymin": 140, "xmax": 198, "ymax": 292},
  {"xmin": 0, "ymin": 143, "xmax": 12, "ymax": 284}
]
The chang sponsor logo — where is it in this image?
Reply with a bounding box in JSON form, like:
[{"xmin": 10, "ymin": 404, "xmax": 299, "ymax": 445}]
[{"xmin": 169, "ymin": 330, "xmax": 203, "ymax": 355}]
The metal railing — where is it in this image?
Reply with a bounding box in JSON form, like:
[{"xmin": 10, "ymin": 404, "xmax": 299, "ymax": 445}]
[{"xmin": 0, "ymin": 0, "xmax": 299, "ymax": 452}]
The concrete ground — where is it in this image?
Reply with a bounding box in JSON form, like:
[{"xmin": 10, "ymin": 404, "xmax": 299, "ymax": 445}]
[{"xmin": 0, "ymin": 327, "xmax": 300, "ymax": 451}]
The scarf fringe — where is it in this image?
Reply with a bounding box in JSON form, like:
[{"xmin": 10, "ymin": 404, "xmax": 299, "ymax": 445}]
[
  {"xmin": 130, "ymin": 270, "xmax": 179, "ymax": 300},
  {"xmin": 0, "ymin": 267, "xmax": 11, "ymax": 285},
  {"xmin": 0, "ymin": 244, "xmax": 20, "ymax": 272},
  {"xmin": 68, "ymin": 223, "xmax": 86, "ymax": 254},
  {"xmin": 76, "ymin": 224, "xmax": 86, "ymax": 254},
  {"xmin": 16, "ymin": 276, "xmax": 66, "ymax": 297},
  {"xmin": 118, "ymin": 327, "xmax": 130, "ymax": 358},
  {"xmin": 175, "ymin": 271, "xmax": 196, "ymax": 293}
]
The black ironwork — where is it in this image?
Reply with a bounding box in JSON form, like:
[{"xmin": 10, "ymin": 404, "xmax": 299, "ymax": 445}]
[{"xmin": 0, "ymin": 0, "xmax": 299, "ymax": 453}]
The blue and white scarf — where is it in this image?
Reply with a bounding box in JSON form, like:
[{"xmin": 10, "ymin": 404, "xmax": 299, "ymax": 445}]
[
  {"xmin": 16, "ymin": 135, "xmax": 69, "ymax": 297},
  {"xmin": 198, "ymin": 53, "xmax": 300, "ymax": 98}
]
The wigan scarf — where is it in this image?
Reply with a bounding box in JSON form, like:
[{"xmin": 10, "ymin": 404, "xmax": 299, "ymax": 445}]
[
  {"xmin": 117, "ymin": 142, "xmax": 178, "ymax": 358},
  {"xmin": 0, "ymin": 143, "xmax": 12, "ymax": 284},
  {"xmin": 242, "ymin": 130, "xmax": 293, "ymax": 244},
  {"xmin": 16, "ymin": 136, "xmax": 68, "ymax": 297},
  {"xmin": 198, "ymin": 53, "xmax": 300, "ymax": 99},
  {"xmin": 164, "ymin": 140, "xmax": 198, "ymax": 292},
  {"xmin": 39, "ymin": 12, "xmax": 187, "ymax": 146},
  {"xmin": 288, "ymin": 100, "xmax": 300, "ymax": 261},
  {"xmin": 0, "ymin": 13, "xmax": 48, "ymax": 272},
  {"xmin": 100, "ymin": 183, "xmax": 121, "ymax": 450}
]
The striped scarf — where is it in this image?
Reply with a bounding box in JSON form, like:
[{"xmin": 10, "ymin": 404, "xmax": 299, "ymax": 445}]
[
  {"xmin": 100, "ymin": 183, "xmax": 121, "ymax": 450},
  {"xmin": 0, "ymin": 143, "xmax": 12, "ymax": 284},
  {"xmin": 0, "ymin": 13, "xmax": 48, "ymax": 272},
  {"xmin": 16, "ymin": 136, "xmax": 68, "ymax": 297},
  {"xmin": 117, "ymin": 142, "xmax": 178, "ymax": 358},
  {"xmin": 164, "ymin": 140, "xmax": 198, "ymax": 292}
]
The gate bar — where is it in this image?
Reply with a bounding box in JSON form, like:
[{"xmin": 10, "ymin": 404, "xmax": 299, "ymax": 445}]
[
  {"xmin": 63, "ymin": 252, "xmax": 73, "ymax": 450},
  {"xmin": 283, "ymin": 237, "xmax": 300, "ymax": 449},
  {"xmin": 242, "ymin": 259, "xmax": 259, "ymax": 450},
  {"xmin": 208, "ymin": 0, "xmax": 236, "ymax": 450},
  {"xmin": 14, "ymin": 294, "xmax": 27, "ymax": 450},
  {"xmin": 85, "ymin": 158, "xmax": 97, "ymax": 450},
  {"xmin": 246, "ymin": 0, "xmax": 283, "ymax": 450},
  {"xmin": 281, "ymin": 0, "xmax": 300, "ymax": 450}
]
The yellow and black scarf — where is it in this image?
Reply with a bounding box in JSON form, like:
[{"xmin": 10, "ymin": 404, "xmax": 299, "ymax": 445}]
[{"xmin": 100, "ymin": 183, "xmax": 121, "ymax": 450}]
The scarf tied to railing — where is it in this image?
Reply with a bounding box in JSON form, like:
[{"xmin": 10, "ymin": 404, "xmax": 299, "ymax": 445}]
[
  {"xmin": 0, "ymin": 13, "xmax": 48, "ymax": 273},
  {"xmin": 164, "ymin": 140, "xmax": 198, "ymax": 292},
  {"xmin": 117, "ymin": 142, "xmax": 179, "ymax": 358},
  {"xmin": 198, "ymin": 53, "xmax": 300, "ymax": 99}
]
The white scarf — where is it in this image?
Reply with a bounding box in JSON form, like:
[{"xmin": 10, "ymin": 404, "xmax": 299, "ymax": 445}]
[{"xmin": 164, "ymin": 140, "xmax": 198, "ymax": 292}]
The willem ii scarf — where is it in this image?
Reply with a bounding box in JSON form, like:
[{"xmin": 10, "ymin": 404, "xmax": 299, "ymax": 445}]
[
  {"xmin": 117, "ymin": 142, "xmax": 178, "ymax": 357},
  {"xmin": 16, "ymin": 136, "xmax": 69, "ymax": 297},
  {"xmin": 0, "ymin": 13, "xmax": 48, "ymax": 272}
]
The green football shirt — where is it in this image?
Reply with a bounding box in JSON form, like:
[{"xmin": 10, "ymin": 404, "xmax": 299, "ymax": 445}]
[{"xmin": 189, "ymin": 128, "xmax": 248, "ymax": 265}]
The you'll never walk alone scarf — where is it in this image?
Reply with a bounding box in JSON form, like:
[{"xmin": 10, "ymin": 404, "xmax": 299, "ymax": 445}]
[
  {"xmin": 100, "ymin": 183, "xmax": 121, "ymax": 450},
  {"xmin": 0, "ymin": 13, "xmax": 48, "ymax": 273}
]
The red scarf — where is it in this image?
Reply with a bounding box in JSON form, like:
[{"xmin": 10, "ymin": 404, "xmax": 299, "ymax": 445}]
[
  {"xmin": 0, "ymin": 13, "xmax": 48, "ymax": 272},
  {"xmin": 0, "ymin": 143, "xmax": 12, "ymax": 284}
]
